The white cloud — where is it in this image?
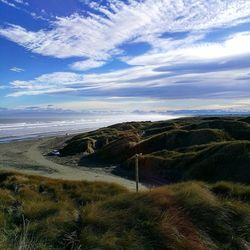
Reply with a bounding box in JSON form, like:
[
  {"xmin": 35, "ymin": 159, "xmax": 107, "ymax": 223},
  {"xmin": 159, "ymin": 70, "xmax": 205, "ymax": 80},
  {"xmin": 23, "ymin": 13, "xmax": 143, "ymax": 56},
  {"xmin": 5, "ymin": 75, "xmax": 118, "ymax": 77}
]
[
  {"xmin": 0, "ymin": 0, "xmax": 16, "ymax": 8},
  {"xmin": 10, "ymin": 67, "xmax": 24, "ymax": 72},
  {"xmin": 9, "ymin": 72, "xmax": 89, "ymax": 97},
  {"xmin": 1, "ymin": 0, "xmax": 250, "ymax": 71},
  {"xmin": 70, "ymin": 59, "xmax": 106, "ymax": 71},
  {"xmin": 126, "ymin": 32, "xmax": 250, "ymax": 66},
  {"xmin": 185, "ymin": 98, "xmax": 250, "ymax": 111},
  {"xmin": 48, "ymin": 98, "xmax": 164, "ymax": 111},
  {"xmin": 0, "ymin": 0, "xmax": 46, "ymax": 21},
  {"xmin": 13, "ymin": 97, "xmax": 250, "ymax": 114},
  {"xmin": 8, "ymin": 62, "xmax": 250, "ymax": 97},
  {"xmin": 9, "ymin": 66, "xmax": 159, "ymax": 95},
  {"xmin": 0, "ymin": 0, "xmax": 29, "ymax": 8},
  {"xmin": 181, "ymin": 33, "xmax": 250, "ymax": 59},
  {"xmin": 3, "ymin": 0, "xmax": 250, "ymax": 101},
  {"xmin": 14, "ymin": 0, "xmax": 25, "ymax": 4}
]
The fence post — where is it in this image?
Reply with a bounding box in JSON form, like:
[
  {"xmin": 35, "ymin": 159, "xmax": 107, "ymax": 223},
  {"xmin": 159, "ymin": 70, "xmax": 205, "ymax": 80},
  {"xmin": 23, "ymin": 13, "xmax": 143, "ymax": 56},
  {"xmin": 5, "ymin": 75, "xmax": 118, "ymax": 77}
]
[{"xmin": 135, "ymin": 153, "xmax": 142, "ymax": 192}]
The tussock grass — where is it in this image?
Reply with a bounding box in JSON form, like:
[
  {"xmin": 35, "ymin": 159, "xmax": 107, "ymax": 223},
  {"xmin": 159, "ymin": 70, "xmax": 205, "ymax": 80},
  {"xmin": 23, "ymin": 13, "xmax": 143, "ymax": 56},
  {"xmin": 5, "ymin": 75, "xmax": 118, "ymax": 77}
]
[
  {"xmin": 0, "ymin": 172, "xmax": 127, "ymax": 249},
  {"xmin": 0, "ymin": 172, "xmax": 249, "ymax": 249},
  {"xmin": 210, "ymin": 181, "xmax": 250, "ymax": 201}
]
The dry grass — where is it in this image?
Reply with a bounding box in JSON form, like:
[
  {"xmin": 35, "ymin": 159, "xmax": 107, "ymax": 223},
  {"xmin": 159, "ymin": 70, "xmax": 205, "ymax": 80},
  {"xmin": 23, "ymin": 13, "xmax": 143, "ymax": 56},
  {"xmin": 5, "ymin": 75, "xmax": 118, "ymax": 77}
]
[
  {"xmin": 0, "ymin": 172, "xmax": 127, "ymax": 249},
  {"xmin": 0, "ymin": 172, "xmax": 249, "ymax": 249}
]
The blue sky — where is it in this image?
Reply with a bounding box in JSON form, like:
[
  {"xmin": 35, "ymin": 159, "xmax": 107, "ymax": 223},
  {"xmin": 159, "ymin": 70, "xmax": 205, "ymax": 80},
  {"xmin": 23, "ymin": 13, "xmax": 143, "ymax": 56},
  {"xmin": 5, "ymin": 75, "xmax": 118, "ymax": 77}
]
[{"xmin": 0, "ymin": 0, "xmax": 250, "ymax": 116}]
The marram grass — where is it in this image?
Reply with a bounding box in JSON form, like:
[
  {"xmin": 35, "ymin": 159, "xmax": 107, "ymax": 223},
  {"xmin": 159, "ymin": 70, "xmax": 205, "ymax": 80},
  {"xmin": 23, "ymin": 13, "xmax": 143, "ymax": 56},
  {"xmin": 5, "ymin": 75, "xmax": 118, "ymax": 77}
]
[{"xmin": 0, "ymin": 172, "xmax": 249, "ymax": 249}]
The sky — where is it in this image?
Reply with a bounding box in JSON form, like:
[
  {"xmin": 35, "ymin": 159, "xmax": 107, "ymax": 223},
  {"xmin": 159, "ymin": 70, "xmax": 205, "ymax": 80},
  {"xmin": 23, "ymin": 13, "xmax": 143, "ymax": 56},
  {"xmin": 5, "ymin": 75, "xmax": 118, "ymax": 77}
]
[{"xmin": 0, "ymin": 0, "xmax": 250, "ymax": 117}]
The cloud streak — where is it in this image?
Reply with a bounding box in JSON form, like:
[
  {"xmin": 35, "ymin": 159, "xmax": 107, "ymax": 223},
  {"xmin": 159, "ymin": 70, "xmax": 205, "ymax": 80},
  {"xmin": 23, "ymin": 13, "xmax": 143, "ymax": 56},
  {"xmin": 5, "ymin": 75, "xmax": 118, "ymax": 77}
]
[
  {"xmin": 1, "ymin": 0, "xmax": 250, "ymax": 115},
  {"xmin": 6, "ymin": 28, "xmax": 250, "ymax": 100},
  {"xmin": 10, "ymin": 67, "xmax": 24, "ymax": 72},
  {"xmin": 1, "ymin": 0, "xmax": 250, "ymax": 70}
]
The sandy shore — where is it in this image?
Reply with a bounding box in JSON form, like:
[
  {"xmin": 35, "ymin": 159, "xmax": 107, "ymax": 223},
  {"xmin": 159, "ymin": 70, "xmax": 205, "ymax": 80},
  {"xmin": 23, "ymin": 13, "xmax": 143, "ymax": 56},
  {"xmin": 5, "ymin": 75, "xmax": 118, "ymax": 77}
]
[{"xmin": 0, "ymin": 137, "xmax": 147, "ymax": 191}]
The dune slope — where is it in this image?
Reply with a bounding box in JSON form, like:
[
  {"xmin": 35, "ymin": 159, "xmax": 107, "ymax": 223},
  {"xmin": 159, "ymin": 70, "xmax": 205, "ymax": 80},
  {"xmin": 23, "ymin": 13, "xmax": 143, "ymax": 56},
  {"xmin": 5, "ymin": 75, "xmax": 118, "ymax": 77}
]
[{"xmin": 59, "ymin": 116, "xmax": 250, "ymax": 185}]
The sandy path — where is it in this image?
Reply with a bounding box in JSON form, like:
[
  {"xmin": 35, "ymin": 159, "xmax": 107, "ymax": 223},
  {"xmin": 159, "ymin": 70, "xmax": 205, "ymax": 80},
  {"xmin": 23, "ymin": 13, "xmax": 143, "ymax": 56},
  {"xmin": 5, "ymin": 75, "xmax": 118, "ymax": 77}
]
[{"xmin": 0, "ymin": 138, "xmax": 147, "ymax": 191}]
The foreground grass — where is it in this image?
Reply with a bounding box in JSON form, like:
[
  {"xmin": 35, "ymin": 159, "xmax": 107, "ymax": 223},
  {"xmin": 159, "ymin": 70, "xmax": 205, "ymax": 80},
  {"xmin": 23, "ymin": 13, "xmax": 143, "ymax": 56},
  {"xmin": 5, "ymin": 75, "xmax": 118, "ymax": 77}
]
[{"xmin": 0, "ymin": 172, "xmax": 249, "ymax": 249}]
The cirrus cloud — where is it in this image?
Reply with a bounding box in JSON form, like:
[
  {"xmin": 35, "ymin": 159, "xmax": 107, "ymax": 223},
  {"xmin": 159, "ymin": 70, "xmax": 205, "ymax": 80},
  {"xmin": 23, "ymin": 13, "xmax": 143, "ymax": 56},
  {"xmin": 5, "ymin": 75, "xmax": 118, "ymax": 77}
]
[
  {"xmin": 1, "ymin": 0, "xmax": 250, "ymax": 71},
  {"xmin": 10, "ymin": 67, "xmax": 24, "ymax": 72}
]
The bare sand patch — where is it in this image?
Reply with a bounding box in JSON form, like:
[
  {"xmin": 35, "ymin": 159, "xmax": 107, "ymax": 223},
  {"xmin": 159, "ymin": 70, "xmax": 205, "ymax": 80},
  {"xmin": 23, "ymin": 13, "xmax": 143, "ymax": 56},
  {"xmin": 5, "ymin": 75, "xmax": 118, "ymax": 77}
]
[{"xmin": 0, "ymin": 137, "xmax": 147, "ymax": 191}]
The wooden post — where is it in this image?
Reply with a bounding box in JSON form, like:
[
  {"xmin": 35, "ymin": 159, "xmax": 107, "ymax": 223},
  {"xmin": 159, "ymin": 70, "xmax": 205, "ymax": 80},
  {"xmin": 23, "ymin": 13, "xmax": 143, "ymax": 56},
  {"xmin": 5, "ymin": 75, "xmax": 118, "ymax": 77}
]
[{"xmin": 135, "ymin": 153, "xmax": 142, "ymax": 192}]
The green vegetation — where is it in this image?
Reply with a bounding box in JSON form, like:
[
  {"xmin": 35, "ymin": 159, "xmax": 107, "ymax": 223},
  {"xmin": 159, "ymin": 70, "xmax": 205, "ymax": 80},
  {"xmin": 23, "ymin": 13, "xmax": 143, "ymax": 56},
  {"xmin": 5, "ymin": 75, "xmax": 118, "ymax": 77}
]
[
  {"xmin": 0, "ymin": 172, "xmax": 249, "ymax": 249},
  {"xmin": 3, "ymin": 116, "xmax": 249, "ymax": 248},
  {"xmin": 0, "ymin": 172, "xmax": 126, "ymax": 250},
  {"xmin": 60, "ymin": 116, "xmax": 250, "ymax": 184}
]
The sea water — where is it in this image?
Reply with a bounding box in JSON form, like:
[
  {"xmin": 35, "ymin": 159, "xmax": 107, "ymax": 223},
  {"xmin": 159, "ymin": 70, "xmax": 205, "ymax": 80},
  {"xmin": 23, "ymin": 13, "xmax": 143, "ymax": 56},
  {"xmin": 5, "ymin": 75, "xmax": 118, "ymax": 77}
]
[{"xmin": 0, "ymin": 114, "xmax": 177, "ymax": 143}]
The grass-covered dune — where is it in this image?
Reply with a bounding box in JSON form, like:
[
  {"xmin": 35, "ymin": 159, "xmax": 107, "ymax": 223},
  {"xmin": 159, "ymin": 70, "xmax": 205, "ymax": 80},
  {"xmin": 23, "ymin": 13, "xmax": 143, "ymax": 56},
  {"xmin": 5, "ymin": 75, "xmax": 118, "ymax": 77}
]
[
  {"xmin": 0, "ymin": 172, "xmax": 249, "ymax": 250},
  {"xmin": 59, "ymin": 116, "xmax": 250, "ymax": 185}
]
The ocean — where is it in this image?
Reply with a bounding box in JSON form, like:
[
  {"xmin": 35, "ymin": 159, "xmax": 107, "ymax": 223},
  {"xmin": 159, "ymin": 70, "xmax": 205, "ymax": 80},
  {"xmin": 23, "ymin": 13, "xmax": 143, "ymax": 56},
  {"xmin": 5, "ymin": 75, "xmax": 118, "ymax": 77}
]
[{"xmin": 0, "ymin": 114, "xmax": 177, "ymax": 143}]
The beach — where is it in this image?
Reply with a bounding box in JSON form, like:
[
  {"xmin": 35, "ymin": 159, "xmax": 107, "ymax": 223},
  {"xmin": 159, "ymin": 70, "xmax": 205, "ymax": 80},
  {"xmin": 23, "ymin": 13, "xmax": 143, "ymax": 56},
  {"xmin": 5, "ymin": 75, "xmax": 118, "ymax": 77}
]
[
  {"xmin": 0, "ymin": 114, "xmax": 177, "ymax": 191},
  {"xmin": 0, "ymin": 136, "xmax": 147, "ymax": 191}
]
